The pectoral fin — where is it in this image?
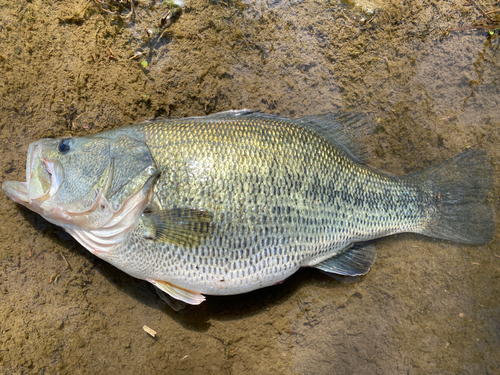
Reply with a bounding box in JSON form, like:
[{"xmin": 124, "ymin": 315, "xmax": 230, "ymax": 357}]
[
  {"xmin": 143, "ymin": 208, "xmax": 213, "ymax": 248},
  {"xmin": 147, "ymin": 278, "xmax": 206, "ymax": 305},
  {"xmin": 314, "ymin": 243, "xmax": 377, "ymax": 276}
]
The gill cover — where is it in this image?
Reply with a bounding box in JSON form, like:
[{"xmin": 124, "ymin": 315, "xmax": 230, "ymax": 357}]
[{"xmin": 2, "ymin": 134, "xmax": 159, "ymax": 254}]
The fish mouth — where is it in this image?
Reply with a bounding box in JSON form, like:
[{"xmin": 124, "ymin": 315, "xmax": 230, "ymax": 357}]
[
  {"xmin": 2, "ymin": 140, "xmax": 63, "ymax": 208},
  {"xmin": 2, "ymin": 180, "xmax": 29, "ymax": 204}
]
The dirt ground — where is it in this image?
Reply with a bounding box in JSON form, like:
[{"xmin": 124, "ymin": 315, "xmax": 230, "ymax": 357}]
[{"xmin": 0, "ymin": 0, "xmax": 499, "ymax": 374}]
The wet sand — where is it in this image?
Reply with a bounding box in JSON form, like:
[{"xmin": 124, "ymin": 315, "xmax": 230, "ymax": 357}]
[{"xmin": 0, "ymin": 0, "xmax": 499, "ymax": 373}]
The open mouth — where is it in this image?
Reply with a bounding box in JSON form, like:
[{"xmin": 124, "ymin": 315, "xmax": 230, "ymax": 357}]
[
  {"xmin": 2, "ymin": 140, "xmax": 62, "ymax": 207},
  {"xmin": 2, "ymin": 180, "xmax": 29, "ymax": 204}
]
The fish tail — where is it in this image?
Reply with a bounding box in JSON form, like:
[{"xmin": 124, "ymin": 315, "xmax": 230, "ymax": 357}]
[{"xmin": 412, "ymin": 149, "xmax": 494, "ymax": 244}]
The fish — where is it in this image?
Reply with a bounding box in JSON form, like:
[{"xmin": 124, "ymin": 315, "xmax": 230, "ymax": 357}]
[{"xmin": 2, "ymin": 110, "xmax": 494, "ymax": 306}]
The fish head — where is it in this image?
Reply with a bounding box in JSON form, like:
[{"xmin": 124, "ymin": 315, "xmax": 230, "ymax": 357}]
[
  {"xmin": 3, "ymin": 137, "xmax": 108, "ymax": 214},
  {"xmin": 2, "ymin": 134, "xmax": 159, "ymax": 253}
]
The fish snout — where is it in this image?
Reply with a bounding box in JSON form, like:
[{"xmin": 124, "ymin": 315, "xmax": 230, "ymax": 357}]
[
  {"xmin": 2, "ymin": 180, "xmax": 29, "ymax": 204},
  {"xmin": 2, "ymin": 139, "xmax": 63, "ymax": 208}
]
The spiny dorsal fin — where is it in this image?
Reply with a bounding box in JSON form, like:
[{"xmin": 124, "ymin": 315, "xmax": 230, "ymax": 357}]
[
  {"xmin": 199, "ymin": 110, "xmax": 374, "ymax": 163},
  {"xmin": 294, "ymin": 112, "xmax": 373, "ymax": 163},
  {"xmin": 144, "ymin": 208, "xmax": 213, "ymax": 248},
  {"xmin": 179, "ymin": 109, "xmax": 288, "ymax": 122},
  {"xmin": 147, "ymin": 110, "xmax": 374, "ymax": 162},
  {"xmin": 147, "ymin": 278, "xmax": 206, "ymax": 305},
  {"xmin": 313, "ymin": 243, "xmax": 377, "ymax": 276}
]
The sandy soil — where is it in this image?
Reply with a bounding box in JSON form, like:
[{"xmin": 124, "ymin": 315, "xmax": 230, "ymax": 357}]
[{"xmin": 0, "ymin": 0, "xmax": 499, "ymax": 374}]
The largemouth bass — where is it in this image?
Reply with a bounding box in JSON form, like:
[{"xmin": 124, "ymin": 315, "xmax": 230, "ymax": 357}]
[{"xmin": 2, "ymin": 110, "xmax": 494, "ymax": 305}]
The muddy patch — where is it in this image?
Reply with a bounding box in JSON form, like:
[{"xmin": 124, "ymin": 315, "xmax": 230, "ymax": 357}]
[{"xmin": 0, "ymin": 0, "xmax": 499, "ymax": 373}]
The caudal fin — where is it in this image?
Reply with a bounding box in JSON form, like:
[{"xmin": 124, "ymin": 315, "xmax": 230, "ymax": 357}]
[{"xmin": 412, "ymin": 149, "xmax": 494, "ymax": 244}]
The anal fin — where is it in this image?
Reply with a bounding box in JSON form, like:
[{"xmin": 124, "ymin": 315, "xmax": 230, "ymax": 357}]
[
  {"xmin": 147, "ymin": 278, "xmax": 206, "ymax": 305},
  {"xmin": 313, "ymin": 243, "xmax": 377, "ymax": 276}
]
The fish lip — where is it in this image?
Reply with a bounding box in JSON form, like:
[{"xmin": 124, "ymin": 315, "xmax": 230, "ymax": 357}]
[
  {"xmin": 28, "ymin": 140, "xmax": 65, "ymax": 203},
  {"xmin": 1, "ymin": 142, "xmax": 38, "ymax": 205},
  {"xmin": 2, "ymin": 139, "xmax": 61, "ymax": 206},
  {"xmin": 26, "ymin": 142, "xmax": 50, "ymax": 203},
  {"xmin": 2, "ymin": 180, "xmax": 29, "ymax": 204},
  {"xmin": 2, "ymin": 142, "xmax": 38, "ymax": 205}
]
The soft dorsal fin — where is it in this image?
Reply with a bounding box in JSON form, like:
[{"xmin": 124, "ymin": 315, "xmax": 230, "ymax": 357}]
[
  {"xmin": 147, "ymin": 278, "xmax": 206, "ymax": 305},
  {"xmin": 294, "ymin": 112, "xmax": 373, "ymax": 163},
  {"xmin": 143, "ymin": 208, "xmax": 213, "ymax": 248},
  {"xmin": 313, "ymin": 243, "xmax": 377, "ymax": 276}
]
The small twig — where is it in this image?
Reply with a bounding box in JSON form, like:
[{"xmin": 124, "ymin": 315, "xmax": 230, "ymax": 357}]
[
  {"xmin": 143, "ymin": 325, "xmax": 156, "ymax": 337},
  {"xmin": 440, "ymin": 115, "xmax": 457, "ymax": 121},
  {"xmin": 123, "ymin": 0, "xmax": 135, "ymax": 20},
  {"xmin": 485, "ymin": 8, "xmax": 500, "ymax": 15},
  {"xmin": 366, "ymin": 13, "xmax": 376, "ymax": 24},
  {"xmin": 77, "ymin": 1, "xmax": 91, "ymax": 16},
  {"xmin": 158, "ymin": 30, "xmax": 167, "ymax": 40},
  {"xmin": 341, "ymin": 10, "xmax": 351, "ymax": 22},
  {"xmin": 143, "ymin": 27, "xmax": 151, "ymax": 44},
  {"xmin": 451, "ymin": 24, "xmax": 500, "ymax": 32},
  {"xmin": 61, "ymin": 254, "xmax": 72, "ymax": 270},
  {"xmin": 49, "ymin": 273, "xmax": 61, "ymax": 283},
  {"xmin": 384, "ymin": 56, "xmax": 392, "ymax": 72},
  {"xmin": 107, "ymin": 45, "xmax": 116, "ymax": 60}
]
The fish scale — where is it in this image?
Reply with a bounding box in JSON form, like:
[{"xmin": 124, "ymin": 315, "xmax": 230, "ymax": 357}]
[
  {"xmin": 100, "ymin": 114, "xmax": 428, "ymax": 295},
  {"xmin": 3, "ymin": 110, "xmax": 493, "ymax": 306}
]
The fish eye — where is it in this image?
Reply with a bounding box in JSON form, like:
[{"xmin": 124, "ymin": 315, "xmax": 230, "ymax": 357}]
[{"xmin": 58, "ymin": 138, "xmax": 72, "ymax": 153}]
